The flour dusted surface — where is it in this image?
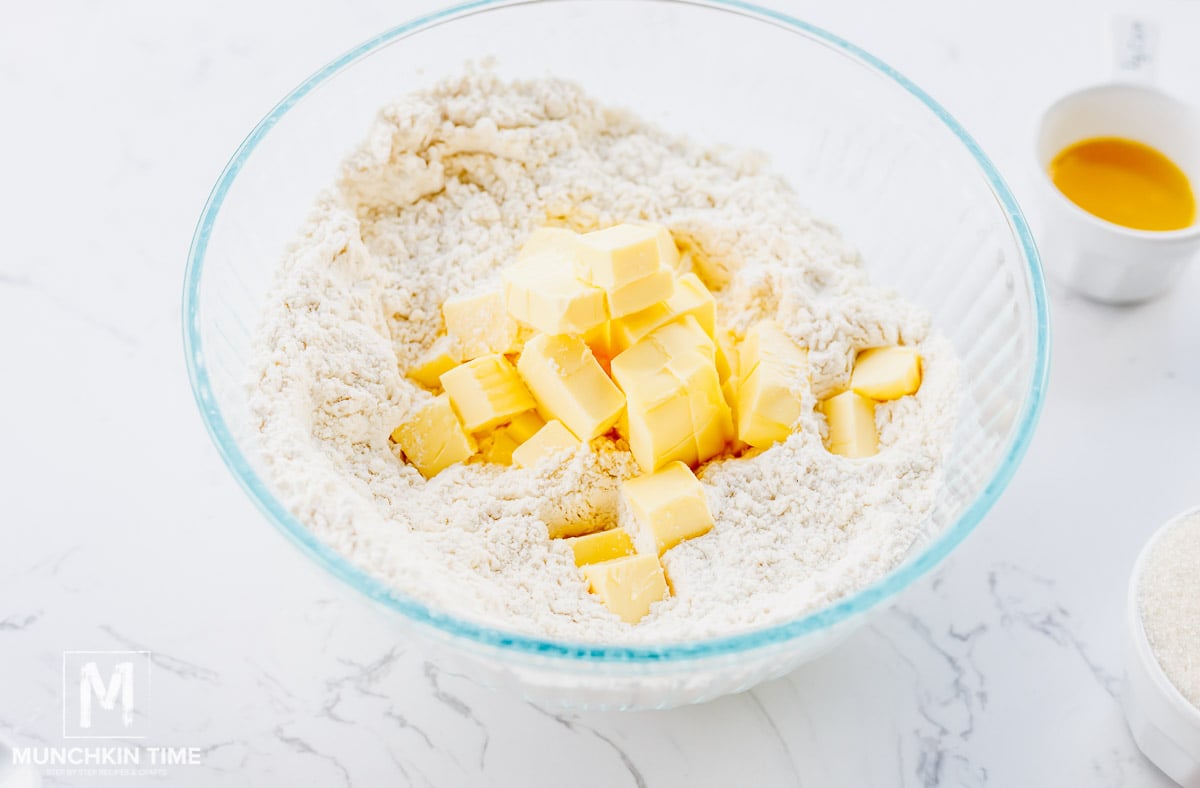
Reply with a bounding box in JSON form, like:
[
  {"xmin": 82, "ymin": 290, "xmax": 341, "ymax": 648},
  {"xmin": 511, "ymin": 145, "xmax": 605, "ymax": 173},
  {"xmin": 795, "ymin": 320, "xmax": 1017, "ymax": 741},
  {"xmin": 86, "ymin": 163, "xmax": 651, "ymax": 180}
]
[{"xmin": 250, "ymin": 72, "xmax": 960, "ymax": 643}]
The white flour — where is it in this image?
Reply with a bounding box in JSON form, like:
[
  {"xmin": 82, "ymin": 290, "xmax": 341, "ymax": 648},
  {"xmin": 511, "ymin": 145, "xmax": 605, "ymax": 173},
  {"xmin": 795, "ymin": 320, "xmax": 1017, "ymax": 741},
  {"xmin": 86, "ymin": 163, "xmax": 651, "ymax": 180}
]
[
  {"xmin": 249, "ymin": 72, "xmax": 960, "ymax": 643},
  {"xmin": 1139, "ymin": 512, "xmax": 1200, "ymax": 708}
]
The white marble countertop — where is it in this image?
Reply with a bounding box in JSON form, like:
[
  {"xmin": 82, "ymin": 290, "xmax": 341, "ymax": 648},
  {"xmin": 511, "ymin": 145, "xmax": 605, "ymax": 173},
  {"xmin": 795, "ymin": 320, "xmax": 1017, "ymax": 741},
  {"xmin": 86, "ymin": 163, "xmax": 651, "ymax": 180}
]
[{"xmin": 4, "ymin": 0, "xmax": 1200, "ymax": 785}]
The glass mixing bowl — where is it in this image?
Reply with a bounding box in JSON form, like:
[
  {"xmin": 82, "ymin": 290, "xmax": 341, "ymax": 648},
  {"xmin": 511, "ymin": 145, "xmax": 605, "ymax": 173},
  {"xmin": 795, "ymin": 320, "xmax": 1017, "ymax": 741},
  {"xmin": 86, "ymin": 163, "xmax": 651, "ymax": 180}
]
[{"xmin": 183, "ymin": 0, "xmax": 1050, "ymax": 709}]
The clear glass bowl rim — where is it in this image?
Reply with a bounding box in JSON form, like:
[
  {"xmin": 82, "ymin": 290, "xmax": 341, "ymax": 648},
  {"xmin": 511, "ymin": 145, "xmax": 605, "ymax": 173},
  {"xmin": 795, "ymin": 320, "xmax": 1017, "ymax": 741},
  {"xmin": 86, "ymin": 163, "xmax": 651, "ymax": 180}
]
[{"xmin": 182, "ymin": 0, "xmax": 1051, "ymax": 663}]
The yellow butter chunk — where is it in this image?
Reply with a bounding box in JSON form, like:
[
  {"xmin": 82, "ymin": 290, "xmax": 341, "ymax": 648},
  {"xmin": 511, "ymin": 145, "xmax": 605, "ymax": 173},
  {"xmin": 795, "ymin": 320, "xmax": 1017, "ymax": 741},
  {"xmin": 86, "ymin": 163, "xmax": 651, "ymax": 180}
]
[
  {"xmin": 714, "ymin": 329, "xmax": 737, "ymax": 383},
  {"xmin": 610, "ymin": 272, "xmax": 717, "ymax": 353},
  {"xmin": 582, "ymin": 554, "xmax": 669, "ymax": 624},
  {"xmin": 621, "ymin": 461, "xmax": 715, "ymax": 556},
  {"xmin": 484, "ymin": 429, "xmax": 521, "ymax": 465},
  {"xmin": 517, "ymin": 226, "xmax": 580, "ymax": 259},
  {"xmin": 440, "ymin": 354, "xmax": 536, "ymax": 433},
  {"xmin": 605, "ymin": 265, "xmax": 675, "ymax": 319},
  {"xmin": 506, "ymin": 410, "xmax": 546, "ymax": 444},
  {"xmin": 442, "ymin": 290, "xmax": 520, "ymax": 361},
  {"xmin": 516, "ymin": 334, "xmax": 626, "ymax": 440},
  {"xmin": 670, "ymin": 273, "xmax": 716, "ymax": 335},
  {"xmin": 819, "ymin": 390, "xmax": 879, "ymax": 458},
  {"xmin": 673, "ymin": 248, "xmax": 694, "ymax": 274},
  {"xmin": 611, "ymin": 316, "xmax": 729, "ymax": 471},
  {"xmin": 648, "ymin": 223, "xmax": 681, "ymax": 270},
  {"xmin": 565, "ymin": 528, "xmax": 635, "ymax": 567},
  {"xmin": 720, "ymin": 377, "xmax": 747, "ymax": 455},
  {"xmin": 736, "ymin": 321, "xmax": 809, "ymax": 449},
  {"xmin": 615, "ymin": 409, "xmax": 630, "ymax": 443},
  {"xmin": 692, "ymin": 395, "xmax": 733, "ymax": 464},
  {"xmin": 574, "ymin": 223, "xmax": 665, "ymax": 290},
  {"xmin": 511, "ymin": 420, "xmax": 580, "ymax": 468},
  {"xmin": 503, "ymin": 250, "xmax": 607, "ymax": 336},
  {"xmin": 851, "ymin": 346, "xmax": 922, "ymax": 401},
  {"xmin": 407, "ymin": 337, "xmax": 461, "ymax": 390},
  {"xmin": 583, "ymin": 321, "xmax": 616, "ymax": 361},
  {"xmin": 391, "ymin": 395, "xmax": 477, "ymax": 478},
  {"xmin": 484, "ymin": 410, "xmax": 546, "ymax": 465}
]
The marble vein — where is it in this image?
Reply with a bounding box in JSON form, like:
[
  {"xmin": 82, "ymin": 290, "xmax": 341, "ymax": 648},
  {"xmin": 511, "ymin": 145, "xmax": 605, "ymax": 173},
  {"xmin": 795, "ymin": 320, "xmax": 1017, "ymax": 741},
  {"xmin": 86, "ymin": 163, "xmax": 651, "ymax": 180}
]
[
  {"xmin": 745, "ymin": 690, "xmax": 803, "ymax": 788},
  {"xmin": 422, "ymin": 661, "xmax": 490, "ymax": 770},
  {"xmin": 0, "ymin": 612, "xmax": 41, "ymax": 631},
  {"xmin": 527, "ymin": 703, "xmax": 647, "ymax": 788},
  {"xmin": 98, "ymin": 624, "xmax": 221, "ymax": 683},
  {"xmin": 986, "ymin": 564, "xmax": 1121, "ymax": 697},
  {"xmin": 273, "ymin": 725, "xmax": 352, "ymax": 788}
]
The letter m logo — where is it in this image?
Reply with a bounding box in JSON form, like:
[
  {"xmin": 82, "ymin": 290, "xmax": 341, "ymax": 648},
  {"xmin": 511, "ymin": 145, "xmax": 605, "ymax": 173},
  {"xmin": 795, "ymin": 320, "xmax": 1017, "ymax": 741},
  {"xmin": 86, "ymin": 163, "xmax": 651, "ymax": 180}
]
[
  {"xmin": 63, "ymin": 651, "xmax": 151, "ymax": 738},
  {"xmin": 80, "ymin": 661, "xmax": 134, "ymax": 728}
]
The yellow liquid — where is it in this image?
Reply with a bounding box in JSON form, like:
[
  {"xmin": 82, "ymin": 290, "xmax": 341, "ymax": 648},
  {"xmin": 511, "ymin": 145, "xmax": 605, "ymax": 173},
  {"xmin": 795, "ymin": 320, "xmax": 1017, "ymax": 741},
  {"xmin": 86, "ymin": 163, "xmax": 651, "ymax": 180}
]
[{"xmin": 1049, "ymin": 136, "xmax": 1196, "ymax": 231}]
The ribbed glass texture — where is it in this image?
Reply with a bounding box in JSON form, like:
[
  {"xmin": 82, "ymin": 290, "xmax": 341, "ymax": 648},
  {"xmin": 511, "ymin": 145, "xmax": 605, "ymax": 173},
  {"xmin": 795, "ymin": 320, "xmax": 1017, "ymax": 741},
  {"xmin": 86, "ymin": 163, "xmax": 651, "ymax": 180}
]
[{"xmin": 184, "ymin": 0, "xmax": 1049, "ymax": 709}]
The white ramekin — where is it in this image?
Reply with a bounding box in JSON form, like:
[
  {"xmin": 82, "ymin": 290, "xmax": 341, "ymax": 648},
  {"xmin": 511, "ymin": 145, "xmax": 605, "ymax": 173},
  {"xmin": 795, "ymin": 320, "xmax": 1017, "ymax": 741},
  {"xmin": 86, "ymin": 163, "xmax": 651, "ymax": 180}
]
[
  {"xmin": 1034, "ymin": 84, "xmax": 1200, "ymax": 305},
  {"xmin": 1123, "ymin": 505, "xmax": 1200, "ymax": 787}
]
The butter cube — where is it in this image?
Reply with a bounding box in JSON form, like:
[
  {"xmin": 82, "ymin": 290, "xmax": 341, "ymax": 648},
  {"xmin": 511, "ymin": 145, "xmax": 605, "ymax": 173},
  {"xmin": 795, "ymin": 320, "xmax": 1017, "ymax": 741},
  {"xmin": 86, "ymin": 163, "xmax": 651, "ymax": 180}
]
[
  {"xmin": 714, "ymin": 329, "xmax": 737, "ymax": 383},
  {"xmin": 573, "ymin": 223, "xmax": 679, "ymax": 318},
  {"xmin": 684, "ymin": 343, "xmax": 735, "ymax": 463},
  {"xmin": 648, "ymin": 223, "xmax": 681, "ymax": 270},
  {"xmin": 582, "ymin": 554, "xmax": 669, "ymax": 624},
  {"xmin": 609, "ymin": 272, "xmax": 716, "ymax": 353},
  {"xmin": 740, "ymin": 320, "xmax": 805, "ymax": 376},
  {"xmin": 511, "ymin": 420, "xmax": 580, "ymax": 468},
  {"xmin": 721, "ymin": 378, "xmax": 737, "ymax": 418},
  {"xmin": 484, "ymin": 429, "xmax": 521, "ymax": 465},
  {"xmin": 615, "ymin": 223, "xmax": 681, "ymax": 270},
  {"xmin": 605, "ymin": 265, "xmax": 675, "ymax": 319},
  {"xmin": 484, "ymin": 410, "xmax": 546, "ymax": 465},
  {"xmin": 443, "ymin": 290, "xmax": 520, "ymax": 360},
  {"xmin": 622, "ymin": 461, "xmax": 715, "ymax": 555},
  {"xmin": 851, "ymin": 346, "xmax": 922, "ymax": 401},
  {"xmin": 669, "ymin": 273, "xmax": 716, "ymax": 336},
  {"xmin": 615, "ymin": 409, "xmax": 630, "ymax": 443},
  {"xmin": 721, "ymin": 377, "xmax": 749, "ymax": 455},
  {"xmin": 736, "ymin": 321, "xmax": 808, "ymax": 449},
  {"xmin": 611, "ymin": 316, "xmax": 728, "ymax": 471},
  {"xmin": 692, "ymin": 395, "xmax": 734, "ymax": 464},
  {"xmin": 503, "ymin": 249, "xmax": 607, "ymax": 336},
  {"xmin": 407, "ymin": 337, "xmax": 461, "ymax": 390},
  {"xmin": 391, "ymin": 394, "xmax": 477, "ymax": 478},
  {"xmin": 626, "ymin": 389, "xmax": 699, "ymax": 470},
  {"xmin": 565, "ymin": 528, "xmax": 635, "ymax": 567},
  {"xmin": 506, "ymin": 410, "xmax": 546, "ymax": 444},
  {"xmin": 516, "ymin": 334, "xmax": 625, "ymax": 440},
  {"xmin": 819, "ymin": 390, "xmax": 879, "ymax": 458},
  {"xmin": 440, "ymin": 354, "xmax": 536, "ymax": 433},
  {"xmin": 674, "ymin": 248, "xmax": 694, "ymax": 274},
  {"xmin": 517, "ymin": 226, "xmax": 579, "ymax": 259},
  {"xmin": 613, "ymin": 315, "xmax": 715, "ymax": 380},
  {"xmin": 574, "ymin": 223, "xmax": 664, "ymax": 290},
  {"xmin": 583, "ymin": 321, "xmax": 616, "ymax": 360}
]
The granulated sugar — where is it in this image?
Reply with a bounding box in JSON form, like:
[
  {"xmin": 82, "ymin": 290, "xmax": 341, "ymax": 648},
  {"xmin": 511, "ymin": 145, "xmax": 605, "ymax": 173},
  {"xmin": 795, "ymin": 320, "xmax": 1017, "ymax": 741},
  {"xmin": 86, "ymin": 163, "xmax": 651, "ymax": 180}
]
[
  {"xmin": 249, "ymin": 71, "xmax": 960, "ymax": 643},
  {"xmin": 1139, "ymin": 512, "xmax": 1200, "ymax": 708}
]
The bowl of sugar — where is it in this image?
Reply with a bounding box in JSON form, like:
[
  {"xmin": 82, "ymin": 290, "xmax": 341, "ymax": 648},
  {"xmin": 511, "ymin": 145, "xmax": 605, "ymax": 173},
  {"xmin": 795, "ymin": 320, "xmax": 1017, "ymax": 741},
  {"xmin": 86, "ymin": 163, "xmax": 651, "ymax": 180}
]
[{"xmin": 1124, "ymin": 506, "xmax": 1200, "ymax": 786}]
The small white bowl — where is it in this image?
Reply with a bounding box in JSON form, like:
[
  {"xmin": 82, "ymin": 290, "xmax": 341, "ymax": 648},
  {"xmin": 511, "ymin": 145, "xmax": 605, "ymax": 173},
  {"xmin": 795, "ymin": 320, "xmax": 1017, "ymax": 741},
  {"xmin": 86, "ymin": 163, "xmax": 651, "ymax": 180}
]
[
  {"xmin": 1034, "ymin": 84, "xmax": 1200, "ymax": 305},
  {"xmin": 1123, "ymin": 505, "xmax": 1200, "ymax": 787}
]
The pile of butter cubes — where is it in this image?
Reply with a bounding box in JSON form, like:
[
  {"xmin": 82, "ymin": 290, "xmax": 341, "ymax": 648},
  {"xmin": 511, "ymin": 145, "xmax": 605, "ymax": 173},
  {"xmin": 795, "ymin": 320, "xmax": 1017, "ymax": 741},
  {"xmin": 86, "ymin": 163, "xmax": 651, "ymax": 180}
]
[
  {"xmin": 391, "ymin": 222, "xmax": 922, "ymax": 623},
  {"xmin": 817, "ymin": 346, "xmax": 923, "ymax": 457}
]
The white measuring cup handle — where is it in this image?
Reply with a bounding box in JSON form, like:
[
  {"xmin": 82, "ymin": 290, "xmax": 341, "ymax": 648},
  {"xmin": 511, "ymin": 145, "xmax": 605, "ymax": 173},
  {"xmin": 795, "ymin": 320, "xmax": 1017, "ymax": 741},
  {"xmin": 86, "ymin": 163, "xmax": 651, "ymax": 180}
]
[{"xmin": 1111, "ymin": 15, "xmax": 1160, "ymax": 84}]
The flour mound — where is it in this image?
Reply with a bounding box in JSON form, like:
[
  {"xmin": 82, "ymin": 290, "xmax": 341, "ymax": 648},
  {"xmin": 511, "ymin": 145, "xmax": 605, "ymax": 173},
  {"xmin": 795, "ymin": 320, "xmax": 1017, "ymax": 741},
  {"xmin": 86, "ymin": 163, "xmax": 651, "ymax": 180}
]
[{"xmin": 249, "ymin": 72, "xmax": 959, "ymax": 643}]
